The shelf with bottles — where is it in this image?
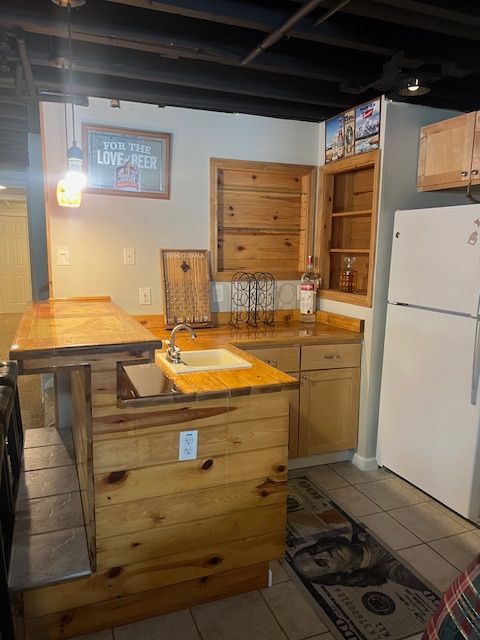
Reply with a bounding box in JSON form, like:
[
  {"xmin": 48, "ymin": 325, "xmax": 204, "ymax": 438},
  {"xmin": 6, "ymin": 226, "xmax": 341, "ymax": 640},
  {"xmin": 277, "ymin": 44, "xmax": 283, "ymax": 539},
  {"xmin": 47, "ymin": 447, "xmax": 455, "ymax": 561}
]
[{"xmin": 316, "ymin": 150, "xmax": 380, "ymax": 307}]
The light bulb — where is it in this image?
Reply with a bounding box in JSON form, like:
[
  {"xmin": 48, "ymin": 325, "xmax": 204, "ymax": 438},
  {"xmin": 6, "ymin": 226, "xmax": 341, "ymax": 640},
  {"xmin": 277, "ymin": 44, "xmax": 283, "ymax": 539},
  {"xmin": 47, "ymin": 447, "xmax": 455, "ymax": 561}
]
[
  {"xmin": 57, "ymin": 178, "xmax": 81, "ymax": 207},
  {"xmin": 65, "ymin": 169, "xmax": 87, "ymax": 189}
]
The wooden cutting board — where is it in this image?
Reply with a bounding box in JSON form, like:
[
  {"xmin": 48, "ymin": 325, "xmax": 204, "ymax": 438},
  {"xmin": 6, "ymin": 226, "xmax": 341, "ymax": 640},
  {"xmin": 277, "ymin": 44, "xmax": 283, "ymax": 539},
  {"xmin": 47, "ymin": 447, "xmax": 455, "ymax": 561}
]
[{"xmin": 160, "ymin": 249, "xmax": 214, "ymax": 328}]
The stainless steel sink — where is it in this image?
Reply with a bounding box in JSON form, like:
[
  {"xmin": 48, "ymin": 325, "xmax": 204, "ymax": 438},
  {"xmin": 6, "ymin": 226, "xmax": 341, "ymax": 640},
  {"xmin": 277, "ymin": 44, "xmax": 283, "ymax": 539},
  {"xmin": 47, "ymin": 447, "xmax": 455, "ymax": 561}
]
[
  {"xmin": 157, "ymin": 348, "xmax": 252, "ymax": 374},
  {"xmin": 121, "ymin": 363, "xmax": 181, "ymax": 397}
]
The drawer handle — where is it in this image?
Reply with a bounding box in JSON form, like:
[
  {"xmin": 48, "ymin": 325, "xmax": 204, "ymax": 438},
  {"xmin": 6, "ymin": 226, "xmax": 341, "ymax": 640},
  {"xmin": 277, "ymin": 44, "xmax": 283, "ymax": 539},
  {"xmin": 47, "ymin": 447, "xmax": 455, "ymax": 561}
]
[
  {"xmin": 302, "ymin": 374, "xmax": 309, "ymax": 380},
  {"xmin": 460, "ymin": 170, "xmax": 468, "ymax": 177},
  {"xmin": 472, "ymin": 169, "xmax": 479, "ymax": 177},
  {"xmin": 264, "ymin": 359, "xmax": 278, "ymax": 367},
  {"xmin": 324, "ymin": 354, "xmax": 340, "ymax": 359},
  {"xmin": 209, "ymin": 555, "xmax": 223, "ymax": 565},
  {"xmin": 202, "ymin": 458, "xmax": 214, "ymax": 471}
]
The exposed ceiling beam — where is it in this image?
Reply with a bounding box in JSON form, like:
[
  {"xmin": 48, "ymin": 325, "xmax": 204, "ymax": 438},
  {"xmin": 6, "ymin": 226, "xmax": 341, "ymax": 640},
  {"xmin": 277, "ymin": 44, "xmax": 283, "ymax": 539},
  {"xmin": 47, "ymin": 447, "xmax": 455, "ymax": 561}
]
[
  {"xmin": 29, "ymin": 67, "xmax": 338, "ymax": 121},
  {"xmin": 27, "ymin": 48, "xmax": 352, "ymax": 109},
  {"xmin": 241, "ymin": 0, "xmax": 328, "ymax": 66},
  {"xmin": 322, "ymin": 0, "xmax": 480, "ymax": 41},
  {"xmin": 103, "ymin": 0, "xmax": 480, "ymax": 72},
  {"xmin": 0, "ymin": 104, "xmax": 27, "ymax": 120}
]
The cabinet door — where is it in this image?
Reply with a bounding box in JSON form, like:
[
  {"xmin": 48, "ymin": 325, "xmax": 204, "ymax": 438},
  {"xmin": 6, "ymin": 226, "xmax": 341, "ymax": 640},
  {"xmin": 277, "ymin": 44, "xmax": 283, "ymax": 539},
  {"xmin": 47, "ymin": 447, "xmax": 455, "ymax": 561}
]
[
  {"xmin": 471, "ymin": 111, "xmax": 480, "ymax": 186},
  {"xmin": 288, "ymin": 373, "xmax": 300, "ymax": 458},
  {"xmin": 417, "ymin": 113, "xmax": 476, "ymax": 191},
  {"xmin": 298, "ymin": 368, "xmax": 359, "ymax": 456}
]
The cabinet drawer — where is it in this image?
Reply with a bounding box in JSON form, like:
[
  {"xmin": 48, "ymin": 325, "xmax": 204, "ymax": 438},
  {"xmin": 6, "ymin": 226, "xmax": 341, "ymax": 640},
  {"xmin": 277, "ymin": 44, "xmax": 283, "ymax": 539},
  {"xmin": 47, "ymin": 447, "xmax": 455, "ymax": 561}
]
[
  {"xmin": 301, "ymin": 343, "xmax": 361, "ymax": 370},
  {"xmin": 243, "ymin": 346, "xmax": 300, "ymax": 373}
]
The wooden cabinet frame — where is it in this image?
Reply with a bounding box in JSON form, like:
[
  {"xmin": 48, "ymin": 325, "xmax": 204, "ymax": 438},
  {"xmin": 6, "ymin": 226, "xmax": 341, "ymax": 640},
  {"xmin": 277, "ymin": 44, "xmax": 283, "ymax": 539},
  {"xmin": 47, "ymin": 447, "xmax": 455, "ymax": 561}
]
[
  {"xmin": 316, "ymin": 150, "xmax": 380, "ymax": 307},
  {"xmin": 210, "ymin": 158, "xmax": 316, "ymax": 281}
]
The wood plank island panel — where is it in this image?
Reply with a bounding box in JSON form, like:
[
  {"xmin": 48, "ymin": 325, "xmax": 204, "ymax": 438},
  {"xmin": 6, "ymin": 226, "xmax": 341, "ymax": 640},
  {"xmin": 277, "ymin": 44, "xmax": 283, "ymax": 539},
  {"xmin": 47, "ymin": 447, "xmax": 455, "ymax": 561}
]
[
  {"xmin": 211, "ymin": 158, "xmax": 316, "ymax": 280},
  {"xmin": 24, "ymin": 563, "xmax": 270, "ymax": 640},
  {"xmin": 10, "ymin": 299, "xmax": 300, "ymax": 637}
]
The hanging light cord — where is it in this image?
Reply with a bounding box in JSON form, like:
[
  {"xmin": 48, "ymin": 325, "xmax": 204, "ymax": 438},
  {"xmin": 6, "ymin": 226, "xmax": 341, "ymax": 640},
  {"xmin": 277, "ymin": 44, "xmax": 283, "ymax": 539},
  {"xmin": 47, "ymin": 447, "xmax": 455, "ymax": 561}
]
[{"xmin": 67, "ymin": 1, "xmax": 76, "ymax": 146}]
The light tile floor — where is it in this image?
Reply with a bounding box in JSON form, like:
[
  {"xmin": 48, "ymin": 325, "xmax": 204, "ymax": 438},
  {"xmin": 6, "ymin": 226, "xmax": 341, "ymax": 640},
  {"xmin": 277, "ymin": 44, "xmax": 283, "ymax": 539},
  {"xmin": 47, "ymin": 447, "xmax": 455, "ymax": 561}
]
[{"xmin": 68, "ymin": 462, "xmax": 480, "ymax": 640}]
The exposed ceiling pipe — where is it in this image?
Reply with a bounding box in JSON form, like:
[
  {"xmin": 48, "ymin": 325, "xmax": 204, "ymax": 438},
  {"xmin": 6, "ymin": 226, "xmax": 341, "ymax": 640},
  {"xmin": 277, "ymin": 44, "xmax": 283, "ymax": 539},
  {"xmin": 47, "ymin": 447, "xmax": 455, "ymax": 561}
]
[
  {"xmin": 241, "ymin": 0, "xmax": 327, "ymax": 66},
  {"xmin": 15, "ymin": 31, "xmax": 36, "ymax": 98},
  {"xmin": 312, "ymin": 0, "xmax": 352, "ymax": 27}
]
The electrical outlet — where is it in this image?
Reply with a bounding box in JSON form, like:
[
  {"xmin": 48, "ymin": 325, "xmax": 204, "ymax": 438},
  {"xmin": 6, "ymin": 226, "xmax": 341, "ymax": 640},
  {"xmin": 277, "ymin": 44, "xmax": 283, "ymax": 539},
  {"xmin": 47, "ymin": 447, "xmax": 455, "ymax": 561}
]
[
  {"xmin": 179, "ymin": 430, "xmax": 198, "ymax": 461},
  {"xmin": 214, "ymin": 282, "xmax": 224, "ymax": 303},
  {"xmin": 139, "ymin": 287, "xmax": 151, "ymax": 305},
  {"xmin": 123, "ymin": 247, "xmax": 135, "ymax": 265}
]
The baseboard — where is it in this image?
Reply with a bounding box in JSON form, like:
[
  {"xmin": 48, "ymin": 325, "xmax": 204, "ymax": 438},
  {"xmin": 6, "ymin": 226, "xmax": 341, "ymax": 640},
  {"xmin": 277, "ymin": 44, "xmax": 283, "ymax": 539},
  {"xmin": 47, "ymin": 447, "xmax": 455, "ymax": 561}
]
[
  {"xmin": 351, "ymin": 452, "xmax": 378, "ymax": 471},
  {"xmin": 288, "ymin": 450, "xmax": 353, "ymax": 470}
]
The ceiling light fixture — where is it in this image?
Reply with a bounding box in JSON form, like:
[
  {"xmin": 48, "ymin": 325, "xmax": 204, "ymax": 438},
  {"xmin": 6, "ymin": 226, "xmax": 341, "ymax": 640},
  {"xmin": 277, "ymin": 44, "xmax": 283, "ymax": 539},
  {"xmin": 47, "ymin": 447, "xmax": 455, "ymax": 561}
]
[
  {"xmin": 53, "ymin": 0, "xmax": 86, "ymax": 207},
  {"xmin": 397, "ymin": 77, "xmax": 431, "ymax": 97}
]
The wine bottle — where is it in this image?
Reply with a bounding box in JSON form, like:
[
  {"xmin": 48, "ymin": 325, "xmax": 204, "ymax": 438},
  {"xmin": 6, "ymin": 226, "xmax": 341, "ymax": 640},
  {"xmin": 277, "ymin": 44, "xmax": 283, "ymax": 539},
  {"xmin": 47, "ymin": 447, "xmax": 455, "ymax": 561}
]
[{"xmin": 299, "ymin": 255, "xmax": 321, "ymax": 323}]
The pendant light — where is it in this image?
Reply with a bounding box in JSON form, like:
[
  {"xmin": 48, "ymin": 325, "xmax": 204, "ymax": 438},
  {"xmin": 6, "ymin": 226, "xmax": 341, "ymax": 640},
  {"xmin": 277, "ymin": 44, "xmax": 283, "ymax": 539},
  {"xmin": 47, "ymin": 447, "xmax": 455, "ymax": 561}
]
[
  {"xmin": 56, "ymin": 0, "xmax": 86, "ymax": 207},
  {"xmin": 397, "ymin": 77, "xmax": 431, "ymax": 97}
]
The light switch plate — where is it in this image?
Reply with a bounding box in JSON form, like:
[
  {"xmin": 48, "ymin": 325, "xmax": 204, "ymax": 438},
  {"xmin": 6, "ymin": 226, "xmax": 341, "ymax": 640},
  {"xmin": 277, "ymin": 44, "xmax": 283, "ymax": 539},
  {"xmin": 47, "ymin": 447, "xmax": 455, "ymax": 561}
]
[
  {"xmin": 57, "ymin": 246, "xmax": 70, "ymax": 266},
  {"xmin": 214, "ymin": 282, "xmax": 224, "ymax": 303},
  {"xmin": 139, "ymin": 287, "xmax": 151, "ymax": 305},
  {"xmin": 123, "ymin": 247, "xmax": 135, "ymax": 265}
]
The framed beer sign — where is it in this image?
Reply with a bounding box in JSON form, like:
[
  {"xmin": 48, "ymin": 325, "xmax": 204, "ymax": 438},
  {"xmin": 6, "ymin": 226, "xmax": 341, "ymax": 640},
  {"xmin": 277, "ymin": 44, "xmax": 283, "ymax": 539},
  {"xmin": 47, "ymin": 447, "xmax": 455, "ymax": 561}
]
[{"xmin": 82, "ymin": 124, "xmax": 172, "ymax": 198}]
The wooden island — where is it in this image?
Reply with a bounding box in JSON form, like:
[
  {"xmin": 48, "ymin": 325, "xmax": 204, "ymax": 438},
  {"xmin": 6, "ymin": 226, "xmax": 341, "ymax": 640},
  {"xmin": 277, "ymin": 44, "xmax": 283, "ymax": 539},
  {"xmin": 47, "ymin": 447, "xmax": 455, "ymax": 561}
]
[{"xmin": 9, "ymin": 298, "xmax": 296, "ymax": 639}]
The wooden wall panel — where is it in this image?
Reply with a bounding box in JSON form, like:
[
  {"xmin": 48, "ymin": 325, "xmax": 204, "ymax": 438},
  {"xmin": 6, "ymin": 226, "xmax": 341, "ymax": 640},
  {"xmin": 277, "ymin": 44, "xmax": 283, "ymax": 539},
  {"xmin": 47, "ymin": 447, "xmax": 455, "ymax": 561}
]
[
  {"xmin": 95, "ymin": 476, "xmax": 287, "ymax": 539},
  {"xmin": 211, "ymin": 158, "xmax": 315, "ymax": 280},
  {"xmin": 94, "ymin": 446, "xmax": 287, "ymax": 507},
  {"xmin": 24, "ymin": 563, "xmax": 269, "ymax": 640},
  {"xmin": 96, "ymin": 503, "xmax": 285, "ymax": 569},
  {"xmin": 94, "ymin": 415, "xmax": 288, "ymax": 474},
  {"xmin": 24, "ymin": 533, "xmax": 282, "ymax": 618},
  {"xmin": 219, "ymin": 191, "xmax": 302, "ymax": 230}
]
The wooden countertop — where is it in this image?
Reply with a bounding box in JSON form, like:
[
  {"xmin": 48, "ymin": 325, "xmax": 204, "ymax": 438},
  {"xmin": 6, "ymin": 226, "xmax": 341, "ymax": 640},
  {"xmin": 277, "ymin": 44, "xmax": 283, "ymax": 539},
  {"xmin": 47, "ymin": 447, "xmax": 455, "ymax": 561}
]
[
  {"xmin": 9, "ymin": 298, "xmax": 162, "ymax": 359},
  {"xmin": 10, "ymin": 298, "xmax": 362, "ymax": 398}
]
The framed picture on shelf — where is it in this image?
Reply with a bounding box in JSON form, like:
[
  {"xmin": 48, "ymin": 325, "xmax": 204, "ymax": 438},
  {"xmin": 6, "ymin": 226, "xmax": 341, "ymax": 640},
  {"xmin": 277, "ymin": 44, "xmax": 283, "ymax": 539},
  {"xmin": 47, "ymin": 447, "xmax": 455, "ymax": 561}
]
[
  {"xmin": 325, "ymin": 114, "xmax": 344, "ymax": 163},
  {"xmin": 344, "ymin": 109, "xmax": 355, "ymax": 157},
  {"xmin": 82, "ymin": 124, "xmax": 172, "ymax": 199},
  {"xmin": 354, "ymin": 99, "xmax": 381, "ymax": 155}
]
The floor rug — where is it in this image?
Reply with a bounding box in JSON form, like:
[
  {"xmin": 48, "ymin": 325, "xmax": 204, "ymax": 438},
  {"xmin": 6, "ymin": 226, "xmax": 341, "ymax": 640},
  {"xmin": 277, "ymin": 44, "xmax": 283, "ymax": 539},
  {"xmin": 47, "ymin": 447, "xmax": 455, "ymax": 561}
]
[{"xmin": 285, "ymin": 475, "xmax": 441, "ymax": 640}]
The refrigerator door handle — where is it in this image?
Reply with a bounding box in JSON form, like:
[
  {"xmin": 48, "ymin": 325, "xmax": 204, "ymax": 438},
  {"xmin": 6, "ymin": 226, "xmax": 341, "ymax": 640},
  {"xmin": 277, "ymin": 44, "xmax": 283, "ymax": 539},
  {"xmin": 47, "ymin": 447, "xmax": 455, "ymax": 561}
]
[
  {"xmin": 471, "ymin": 262, "xmax": 480, "ymax": 318},
  {"xmin": 471, "ymin": 321, "xmax": 480, "ymax": 405}
]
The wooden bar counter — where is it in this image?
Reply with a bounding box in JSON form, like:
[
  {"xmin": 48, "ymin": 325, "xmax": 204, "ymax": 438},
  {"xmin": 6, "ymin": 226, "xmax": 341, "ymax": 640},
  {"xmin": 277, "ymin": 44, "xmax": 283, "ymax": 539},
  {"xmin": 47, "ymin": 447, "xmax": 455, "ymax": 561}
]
[{"xmin": 9, "ymin": 298, "xmax": 297, "ymax": 639}]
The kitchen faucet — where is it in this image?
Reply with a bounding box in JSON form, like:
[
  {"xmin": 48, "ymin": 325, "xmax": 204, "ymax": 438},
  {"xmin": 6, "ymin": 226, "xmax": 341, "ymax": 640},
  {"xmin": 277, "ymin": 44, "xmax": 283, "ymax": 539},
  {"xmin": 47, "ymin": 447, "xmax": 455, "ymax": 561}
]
[{"xmin": 165, "ymin": 323, "xmax": 197, "ymax": 364}]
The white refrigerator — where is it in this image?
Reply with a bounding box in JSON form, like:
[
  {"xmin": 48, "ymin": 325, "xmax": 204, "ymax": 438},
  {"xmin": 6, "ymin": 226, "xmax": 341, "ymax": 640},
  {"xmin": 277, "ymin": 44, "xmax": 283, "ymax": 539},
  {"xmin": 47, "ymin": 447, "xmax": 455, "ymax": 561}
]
[{"xmin": 377, "ymin": 203, "xmax": 480, "ymax": 522}]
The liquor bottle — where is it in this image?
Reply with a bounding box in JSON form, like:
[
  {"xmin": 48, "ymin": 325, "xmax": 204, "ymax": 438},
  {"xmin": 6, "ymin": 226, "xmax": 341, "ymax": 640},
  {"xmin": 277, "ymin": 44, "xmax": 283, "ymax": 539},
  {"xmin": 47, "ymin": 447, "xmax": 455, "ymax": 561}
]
[
  {"xmin": 339, "ymin": 256, "xmax": 357, "ymax": 293},
  {"xmin": 300, "ymin": 255, "xmax": 321, "ymax": 323}
]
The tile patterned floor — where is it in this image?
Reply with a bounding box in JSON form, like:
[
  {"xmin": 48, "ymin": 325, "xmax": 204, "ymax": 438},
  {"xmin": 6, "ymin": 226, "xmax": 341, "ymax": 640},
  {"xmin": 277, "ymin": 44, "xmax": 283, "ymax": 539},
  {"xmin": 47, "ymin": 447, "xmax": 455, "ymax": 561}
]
[{"xmin": 61, "ymin": 462, "xmax": 480, "ymax": 639}]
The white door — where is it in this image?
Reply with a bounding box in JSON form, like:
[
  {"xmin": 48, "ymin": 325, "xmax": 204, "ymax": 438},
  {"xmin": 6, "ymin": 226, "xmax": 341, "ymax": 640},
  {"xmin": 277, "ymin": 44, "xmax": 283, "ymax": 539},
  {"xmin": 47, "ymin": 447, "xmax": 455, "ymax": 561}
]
[
  {"xmin": 0, "ymin": 213, "xmax": 32, "ymax": 313},
  {"xmin": 377, "ymin": 303, "xmax": 480, "ymax": 520},
  {"xmin": 389, "ymin": 204, "xmax": 480, "ymax": 315}
]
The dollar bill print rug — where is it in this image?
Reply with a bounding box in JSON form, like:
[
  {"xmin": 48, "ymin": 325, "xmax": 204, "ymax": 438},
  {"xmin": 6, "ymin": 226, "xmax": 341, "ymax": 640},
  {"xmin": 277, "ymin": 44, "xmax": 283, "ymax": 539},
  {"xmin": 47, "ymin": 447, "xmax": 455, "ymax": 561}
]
[{"xmin": 285, "ymin": 476, "xmax": 440, "ymax": 640}]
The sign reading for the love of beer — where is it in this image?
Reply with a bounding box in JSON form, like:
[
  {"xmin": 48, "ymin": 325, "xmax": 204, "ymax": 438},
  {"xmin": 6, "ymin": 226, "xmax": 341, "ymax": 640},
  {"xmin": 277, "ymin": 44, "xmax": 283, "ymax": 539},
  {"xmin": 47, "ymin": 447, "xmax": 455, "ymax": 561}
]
[{"xmin": 82, "ymin": 125, "xmax": 172, "ymax": 199}]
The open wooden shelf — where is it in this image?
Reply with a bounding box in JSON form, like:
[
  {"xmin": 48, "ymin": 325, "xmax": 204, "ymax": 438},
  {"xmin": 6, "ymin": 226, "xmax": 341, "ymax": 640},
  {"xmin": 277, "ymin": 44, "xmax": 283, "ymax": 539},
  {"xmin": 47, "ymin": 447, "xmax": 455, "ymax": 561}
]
[
  {"xmin": 331, "ymin": 209, "xmax": 371, "ymax": 218},
  {"xmin": 316, "ymin": 150, "xmax": 380, "ymax": 308},
  {"xmin": 330, "ymin": 248, "xmax": 370, "ymax": 254}
]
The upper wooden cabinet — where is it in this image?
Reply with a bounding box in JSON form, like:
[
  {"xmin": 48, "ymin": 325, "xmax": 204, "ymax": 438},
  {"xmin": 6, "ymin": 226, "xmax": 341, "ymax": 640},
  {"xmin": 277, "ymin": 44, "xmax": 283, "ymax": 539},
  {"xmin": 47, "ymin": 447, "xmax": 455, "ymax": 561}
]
[
  {"xmin": 316, "ymin": 150, "xmax": 380, "ymax": 307},
  {"xmin": 210, "ymin": 158, "xmax": 316, "ymax": 281},
  {"xmin": 417, "ymin": 112, "xmax": 480, "ymax": 191}
]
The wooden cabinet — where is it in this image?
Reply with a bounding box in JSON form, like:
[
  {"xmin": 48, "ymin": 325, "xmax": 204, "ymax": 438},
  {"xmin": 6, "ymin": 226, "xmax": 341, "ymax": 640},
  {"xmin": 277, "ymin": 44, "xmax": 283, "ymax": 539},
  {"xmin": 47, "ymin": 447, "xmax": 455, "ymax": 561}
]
[
  {"xmin": 316, "ymin": 150, "xmax": 380, "ymax": 307},
  {"xmin": 417, "ymin": 111, "xmax": 480, "ymax": 191},
  {"xmin": 243, "ymin": 341, "xmax": 361, "ymax": 458},
  {"xmin": 298, "ymin": 368, "xmax": 360, "ymax": 456}
]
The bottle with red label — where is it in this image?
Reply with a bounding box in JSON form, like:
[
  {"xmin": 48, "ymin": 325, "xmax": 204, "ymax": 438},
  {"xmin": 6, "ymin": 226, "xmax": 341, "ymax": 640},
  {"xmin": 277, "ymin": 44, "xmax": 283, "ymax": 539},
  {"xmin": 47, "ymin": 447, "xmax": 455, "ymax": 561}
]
[{"xmin": 299, "ymin": 255, "xmax": 321, "ymax": 323}]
